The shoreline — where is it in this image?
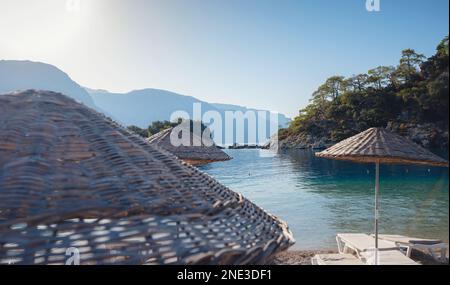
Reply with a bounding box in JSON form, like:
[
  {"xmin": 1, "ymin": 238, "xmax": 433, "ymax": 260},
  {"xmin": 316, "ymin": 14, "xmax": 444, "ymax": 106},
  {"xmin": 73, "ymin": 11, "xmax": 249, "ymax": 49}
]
[
  {"xmin": 270, "ymin": 249, "xmax": 337, "ymax": 265},
  {"xmin": 271, "ymin": 249, "xmax": 449, "ymax": 265}
]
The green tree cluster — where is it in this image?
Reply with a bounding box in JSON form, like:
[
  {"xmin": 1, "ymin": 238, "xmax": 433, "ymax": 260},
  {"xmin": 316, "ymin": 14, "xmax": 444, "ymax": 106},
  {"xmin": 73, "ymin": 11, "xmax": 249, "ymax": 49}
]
[
  {"xmin": 127, "ymin": 119, "xmax": 210, "ymax": 138},
  {"xmin": 127, "ymin": 120, "xmax": 179, "ymax": 138},
  {"xmin": 281, "ymin": 36, "xmax": 449, "ymax": 144}
]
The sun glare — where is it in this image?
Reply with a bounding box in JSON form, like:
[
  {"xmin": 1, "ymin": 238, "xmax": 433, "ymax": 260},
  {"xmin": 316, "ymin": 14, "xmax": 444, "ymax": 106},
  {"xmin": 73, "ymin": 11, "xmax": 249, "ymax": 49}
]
[{"xmin": 0, "ymin": 0, "xmax": 94, "ymax": 57}]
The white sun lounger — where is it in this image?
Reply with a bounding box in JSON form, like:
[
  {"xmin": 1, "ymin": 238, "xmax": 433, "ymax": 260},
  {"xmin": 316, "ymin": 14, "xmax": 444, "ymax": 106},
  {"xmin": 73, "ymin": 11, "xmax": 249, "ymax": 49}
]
[
  {"xmin": 335, "ymin": 234, "xmax": 419, "ymax": 265},
  {"xmin": 336, "ymin": 233, "xmax": 398, "ymax": 258},
  {"xmin": 374, "ymin": 234, "xmax": 448, "ymax": 262},
  {"xmin": 311, "ymin": 253, "xmax": 365, "ymax": 265},
  {"xmin": 360, "ymin": 249, "xmax": 419, "ymax": 265}
]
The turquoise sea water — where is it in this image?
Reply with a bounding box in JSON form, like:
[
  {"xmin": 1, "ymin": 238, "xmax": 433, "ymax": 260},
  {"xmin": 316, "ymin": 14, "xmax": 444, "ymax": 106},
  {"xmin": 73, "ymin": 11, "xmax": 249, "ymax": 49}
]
[{"xmin": 199, "ymin": 149, "xmax": 449, "ymax": 250}]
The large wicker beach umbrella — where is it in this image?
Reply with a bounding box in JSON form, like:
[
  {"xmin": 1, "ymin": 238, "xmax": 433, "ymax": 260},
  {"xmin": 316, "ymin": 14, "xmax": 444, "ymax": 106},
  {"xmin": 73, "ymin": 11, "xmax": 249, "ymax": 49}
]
[
  {"xmin": 315, "ymin": 127, "xmax": 448, "ymax": 263},
  {"xmin": 147, "ymin": 127, "xmax": 231, "ymax": 165},
  {"xmin": 0, "ymin": 90, "xmax": 294, "ymax": 265}
]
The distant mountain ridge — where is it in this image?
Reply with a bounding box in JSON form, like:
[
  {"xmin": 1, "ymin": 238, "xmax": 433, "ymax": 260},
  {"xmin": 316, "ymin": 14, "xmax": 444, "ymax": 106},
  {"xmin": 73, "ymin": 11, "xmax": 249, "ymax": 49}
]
[
  {"xmin": 0, "ymin": 60, "xmax": 291, "ymax": 144},
  {"xmin": 0, "ymin": 60, "xmax": 95, "ymax": 108},
  {"xmin": 87, "ymin": 88, "xmax": 223, "ymax": 128},
  {"xmin": 87, "ymin": 88, "xmax": 289, "ymax": 145},
  {"xmin": 211, "ymin": 103, "xmax": 290, "ymax": 129}
]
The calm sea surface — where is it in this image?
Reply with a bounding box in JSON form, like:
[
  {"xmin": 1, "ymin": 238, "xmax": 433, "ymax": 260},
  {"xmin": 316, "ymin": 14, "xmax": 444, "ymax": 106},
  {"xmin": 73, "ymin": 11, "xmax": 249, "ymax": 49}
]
[{"xmin": 199, "ymin": 149, "xmax": 449, "ymax": 250}]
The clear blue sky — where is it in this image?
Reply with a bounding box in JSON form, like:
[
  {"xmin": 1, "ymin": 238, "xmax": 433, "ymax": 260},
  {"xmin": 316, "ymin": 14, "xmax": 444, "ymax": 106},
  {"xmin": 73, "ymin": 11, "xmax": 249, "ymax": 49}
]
[{"xmin": 0, "ymin": 0, "xmax": 448, "ymax": 117}]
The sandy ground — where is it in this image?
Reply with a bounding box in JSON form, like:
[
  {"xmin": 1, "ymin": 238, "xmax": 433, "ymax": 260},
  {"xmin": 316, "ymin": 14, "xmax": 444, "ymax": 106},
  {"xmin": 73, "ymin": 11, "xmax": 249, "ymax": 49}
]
[
  {"xmin": 270, "ymin": 249, "xmax": 449, "ymax": 265},
  {"xmin": 269, "ymin": 249, "xmax": 337, "ymax": 265}
]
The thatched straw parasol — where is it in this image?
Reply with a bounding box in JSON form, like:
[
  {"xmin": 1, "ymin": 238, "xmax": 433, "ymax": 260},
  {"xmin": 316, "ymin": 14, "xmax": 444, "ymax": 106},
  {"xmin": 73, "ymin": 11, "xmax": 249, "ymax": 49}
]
[
  {"xmin": 316, "ymin": 127, "xmax": 448, "ymax": 264},
  {"xmin": 0, "ymin": 90, "xmax": 294, "ymax": 265},
  {"xmin": 147, "ymin": 127, "xmax": 231, "ymax": 165}
]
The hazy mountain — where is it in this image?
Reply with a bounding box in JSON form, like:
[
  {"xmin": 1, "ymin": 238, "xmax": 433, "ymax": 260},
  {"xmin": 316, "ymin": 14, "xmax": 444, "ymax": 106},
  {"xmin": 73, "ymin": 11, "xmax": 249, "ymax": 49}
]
[
  {"xmin": 211, "ymin": 103, "xmax": 291, "ymax": 128},
  {"xmin": 87, "ymin": 88, "xmax": 291, "ymax": 145},
  {"xmin": 0, "ymin": 59, "xmax": 290, "ymax": 145},
  {"xmin": 0, "ymin": 60, "xmax": 95, "ymax": 108},
  {"xmin": 87, "ymin": 88, "xmax": 222, "ymax": 128}
]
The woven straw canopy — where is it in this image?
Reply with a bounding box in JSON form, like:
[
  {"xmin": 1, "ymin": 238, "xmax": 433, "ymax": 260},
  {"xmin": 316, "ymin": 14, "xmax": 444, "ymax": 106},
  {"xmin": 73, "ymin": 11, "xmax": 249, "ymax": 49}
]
[
  {"xmin": 316, "ymin": 127, "xmax": 448, "ymax": 167},
  {"xmin": 147, "ymin": 127, "xmax": 231, "ymax": 165},
  {"xmin": 0, "ymin": 90, "xmax": 294, "ymax": 265}
]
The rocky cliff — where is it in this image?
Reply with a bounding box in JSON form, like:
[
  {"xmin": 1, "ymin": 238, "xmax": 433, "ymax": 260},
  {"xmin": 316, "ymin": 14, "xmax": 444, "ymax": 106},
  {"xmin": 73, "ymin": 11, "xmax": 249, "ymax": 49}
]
[{"xmin": 265, "ymin": 123, "xmax": 448, "ymax": 150}]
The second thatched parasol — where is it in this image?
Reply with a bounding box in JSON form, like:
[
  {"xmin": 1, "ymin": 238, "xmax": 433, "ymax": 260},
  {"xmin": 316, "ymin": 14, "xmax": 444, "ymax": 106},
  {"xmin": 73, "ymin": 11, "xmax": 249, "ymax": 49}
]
[{"xmin": 147, "ymin": 127, "xmax": 231, "ymax": 165}]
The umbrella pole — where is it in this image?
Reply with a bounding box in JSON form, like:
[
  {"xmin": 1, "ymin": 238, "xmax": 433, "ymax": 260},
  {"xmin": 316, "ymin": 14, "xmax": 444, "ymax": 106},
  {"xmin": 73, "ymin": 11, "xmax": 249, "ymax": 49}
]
[{"xmin": 374, "ymin": 160, "xmax": 380, "ymax": 265}]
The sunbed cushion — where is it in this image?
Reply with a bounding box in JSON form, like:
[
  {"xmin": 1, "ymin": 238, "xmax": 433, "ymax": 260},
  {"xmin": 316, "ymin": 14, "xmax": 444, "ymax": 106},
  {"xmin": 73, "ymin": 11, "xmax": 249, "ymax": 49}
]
[{"xmin": 337, "ymin": 233, "xmax": 398, "ymax": 251}]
